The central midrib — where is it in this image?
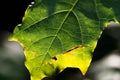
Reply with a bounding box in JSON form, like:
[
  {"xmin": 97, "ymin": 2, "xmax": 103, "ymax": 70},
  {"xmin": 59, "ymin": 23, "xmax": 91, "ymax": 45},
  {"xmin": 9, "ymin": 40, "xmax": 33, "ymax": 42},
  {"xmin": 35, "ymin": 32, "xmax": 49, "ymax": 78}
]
[{"xmin": 40, "ymin": 0, "xmax": 79, "ymax": 65}]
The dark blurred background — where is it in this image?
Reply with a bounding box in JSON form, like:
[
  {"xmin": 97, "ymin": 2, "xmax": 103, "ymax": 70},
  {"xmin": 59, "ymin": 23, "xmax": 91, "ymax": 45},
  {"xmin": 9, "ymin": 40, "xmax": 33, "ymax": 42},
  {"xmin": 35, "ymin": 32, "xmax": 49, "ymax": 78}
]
[
  {"xmin": 85, "ymin": 23, "xmax": 120, "ymax": 80},
  {"xmin": 0, "ymin": 0, "xmax": 34, "ymax": 80},
  {"xmin": 0, "ymin": 0, "xmax": 34, "ymax": 33}
]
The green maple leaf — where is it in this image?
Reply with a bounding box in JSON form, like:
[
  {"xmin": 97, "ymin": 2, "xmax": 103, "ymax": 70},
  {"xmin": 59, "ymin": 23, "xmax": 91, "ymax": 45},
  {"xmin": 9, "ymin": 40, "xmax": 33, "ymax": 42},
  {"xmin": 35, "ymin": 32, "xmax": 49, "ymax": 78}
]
[{"xmin": 9, "ymin": 0, "xmax": 120, "ymax": 80}]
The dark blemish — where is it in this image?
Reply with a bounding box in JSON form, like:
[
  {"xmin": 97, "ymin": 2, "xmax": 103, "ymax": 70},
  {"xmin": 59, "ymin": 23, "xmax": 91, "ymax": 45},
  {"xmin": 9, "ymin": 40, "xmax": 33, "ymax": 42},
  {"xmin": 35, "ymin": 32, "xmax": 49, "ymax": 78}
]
[
  {"xmin": 63, "ymin": 45, "xmax": 84, "ymax": 54},
  {"xmin": 52, "ymin": 56, "xmax": 57, "ymax": 61},
  {"xmin": 47, "ymin": 62, "xmax": 50, "ymax": 65}
]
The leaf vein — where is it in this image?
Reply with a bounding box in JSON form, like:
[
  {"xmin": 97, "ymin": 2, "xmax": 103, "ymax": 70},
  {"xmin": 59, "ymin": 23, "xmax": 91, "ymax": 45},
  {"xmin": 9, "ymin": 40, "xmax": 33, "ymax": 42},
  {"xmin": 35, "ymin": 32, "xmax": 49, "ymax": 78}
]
[
  {"xmin": 23, "ymin": 10, "xmax": 69, "ymax": 31},
  {"xmin": 72, "ymin": 10, "xmax": 84, "ymax": 44},
  {"xmin": 40, "ymin": 0, "xmax": 79, "ymax": 66}
]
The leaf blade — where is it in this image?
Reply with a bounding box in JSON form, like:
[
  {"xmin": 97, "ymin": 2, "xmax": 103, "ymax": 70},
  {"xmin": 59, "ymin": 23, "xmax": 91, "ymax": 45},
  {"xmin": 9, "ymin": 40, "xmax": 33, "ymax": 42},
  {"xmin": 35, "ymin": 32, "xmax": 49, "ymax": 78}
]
[{"xmin": 10, "ymin": 0, "xmax": 120, "ymax": 80}]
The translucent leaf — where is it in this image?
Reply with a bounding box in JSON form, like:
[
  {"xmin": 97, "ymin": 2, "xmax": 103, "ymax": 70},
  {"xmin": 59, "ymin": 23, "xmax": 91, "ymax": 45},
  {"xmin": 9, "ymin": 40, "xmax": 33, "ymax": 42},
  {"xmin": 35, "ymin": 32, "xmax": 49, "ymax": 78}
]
[{"xmin": 10, "ymin": 0, "xmax": 120, "ymax": 80}]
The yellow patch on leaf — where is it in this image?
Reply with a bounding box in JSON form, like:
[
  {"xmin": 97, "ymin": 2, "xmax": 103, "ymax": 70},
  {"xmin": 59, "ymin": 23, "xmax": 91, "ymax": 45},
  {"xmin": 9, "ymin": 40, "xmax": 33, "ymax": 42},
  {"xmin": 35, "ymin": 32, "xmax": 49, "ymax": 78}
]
[{"xmin": 51, "ymin": 46, "xmax": 92, "ymax": 75}]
